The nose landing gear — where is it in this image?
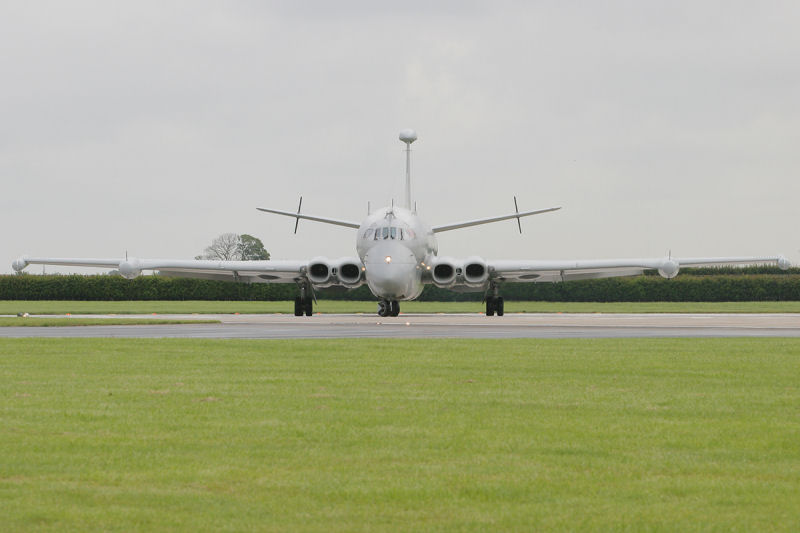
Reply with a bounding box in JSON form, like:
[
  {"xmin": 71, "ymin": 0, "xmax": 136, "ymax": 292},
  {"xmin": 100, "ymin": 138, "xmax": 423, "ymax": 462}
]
[{"xmin": 378, "ymin": 300, "xmax": 400, "ymax": 317}]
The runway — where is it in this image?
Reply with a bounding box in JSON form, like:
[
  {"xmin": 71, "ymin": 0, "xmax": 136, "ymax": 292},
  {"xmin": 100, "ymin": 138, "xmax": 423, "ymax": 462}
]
[{"xmin": 1, "ymin": 313, "xmax": 800, "ymax": 339}]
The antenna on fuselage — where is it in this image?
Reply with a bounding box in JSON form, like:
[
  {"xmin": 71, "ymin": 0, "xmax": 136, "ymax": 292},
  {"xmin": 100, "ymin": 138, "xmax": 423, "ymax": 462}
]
[{"xmin": 399, "ymin": 128, "xmax": 417, "ymax": 211}]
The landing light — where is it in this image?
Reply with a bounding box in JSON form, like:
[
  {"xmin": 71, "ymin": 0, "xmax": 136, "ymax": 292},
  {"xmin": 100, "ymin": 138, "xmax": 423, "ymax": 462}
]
[{"xmin": 385, "ymin": 256, "xmax": 392, "ymax": 263}]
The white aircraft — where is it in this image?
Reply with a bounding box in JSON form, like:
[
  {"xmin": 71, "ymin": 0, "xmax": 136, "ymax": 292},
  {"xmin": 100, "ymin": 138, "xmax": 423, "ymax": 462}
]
[{"xmin": 13, "ymin": 129, "xmax": 790, "ymax": 316}]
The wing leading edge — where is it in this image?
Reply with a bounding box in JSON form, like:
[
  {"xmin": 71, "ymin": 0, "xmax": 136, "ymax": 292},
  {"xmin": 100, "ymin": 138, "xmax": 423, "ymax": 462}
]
[
  {"xmin": 488, "ymin": 255, "xmax": 791, "ymax": 283},
  {"xmin": 12, "ymin": 256, "xmax": 307, "ymax": 283}
]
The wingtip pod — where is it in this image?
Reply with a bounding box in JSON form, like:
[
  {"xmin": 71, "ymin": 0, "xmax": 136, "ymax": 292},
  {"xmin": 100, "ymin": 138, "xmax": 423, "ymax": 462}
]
[
  {"xmin": 778, "ymin": 255, "xmax": 791, "ymax": 270},
  {"xmin": 12, "ymin": 256, "xmax": 29, "ymax": 272}
]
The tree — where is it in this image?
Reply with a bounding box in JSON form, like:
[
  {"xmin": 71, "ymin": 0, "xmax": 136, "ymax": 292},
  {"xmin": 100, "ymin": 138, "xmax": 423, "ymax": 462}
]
[
  {"xmin": 238, "ymin": 234, "xmax": 270, "ymax": 260},
  {"xmin": 196, "ymin": 233, "xmax": 270, "ymax": 261},
  {"xmin": 197, "ymin": 233, "xmax": 242, "ymax": 260}
]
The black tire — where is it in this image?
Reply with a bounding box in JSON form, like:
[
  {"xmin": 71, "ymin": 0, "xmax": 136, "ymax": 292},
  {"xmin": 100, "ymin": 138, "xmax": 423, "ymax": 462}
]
[
  {"xmin": 496, "ymin": 297, "xmax": 504, "ymax": 317},
  {"xmin": 378, "ymin": 301, "xmax": 388, "ymax": 317},
  {"xmin": 304, "ymin": 298, "xmax": 313, "ymax": 316},
  {"xmin": 486, "ymin": 297, "xmax": 495, "ymax": 316},
  {"xmin": 294, "ymin": 297, "xmax": 303, "ymax": 317},
  {"xmin": 390, "ymin": 301, "xmax": 400, "ymax": 317}
]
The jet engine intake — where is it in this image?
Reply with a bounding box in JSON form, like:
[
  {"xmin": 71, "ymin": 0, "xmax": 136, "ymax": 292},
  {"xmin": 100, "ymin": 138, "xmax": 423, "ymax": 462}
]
[
  {"xmin": 308, "ymin": 257, "xmax": 332, "ymax": 286},
  {"xmin": 431, "ymin": 257, "xmax": 457, "ymax": 288},
  {"xmin": 463, "ymin": 256, "xmax": 489, "ymax": 287},
  {"xmin": 335, "ymin": 257, "xmax": 363, "ymax": 287}
]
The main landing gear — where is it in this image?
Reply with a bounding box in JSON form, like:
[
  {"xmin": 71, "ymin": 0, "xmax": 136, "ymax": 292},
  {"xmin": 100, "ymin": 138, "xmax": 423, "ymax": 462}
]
[
  {"xmin": 294, "ymin": 296, "xmax": 313, "ymax": 316},
  {"xmin": 294, "ymin": 284, "xmax": 313, "ymax": 316},
  {"xmin": 485, "ymin": 296, "xmax": 504, "ymax": 316},
  {"xmin": 485, "ymin": 283, "xmax": 504, "ymax": 316},
  {"xmin": 378, "ymin": 300, "xmax": 400, "ymax": 317}
]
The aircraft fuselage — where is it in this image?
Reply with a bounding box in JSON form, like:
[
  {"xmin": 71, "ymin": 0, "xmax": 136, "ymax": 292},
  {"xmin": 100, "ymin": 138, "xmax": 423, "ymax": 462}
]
[{"xmin": 355, "ymin": 206, "xmax": 436, "ymax": 301}]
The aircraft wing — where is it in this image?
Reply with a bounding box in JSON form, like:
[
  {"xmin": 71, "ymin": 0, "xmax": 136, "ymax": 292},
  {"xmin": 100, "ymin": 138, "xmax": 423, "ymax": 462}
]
[
  {"xmin": 12, "ymin": 256, "xmax": 308, "ymax": 284},
  {"xmin": 488, "ymin": 255, "xmax": 790, "ymax": 283}
]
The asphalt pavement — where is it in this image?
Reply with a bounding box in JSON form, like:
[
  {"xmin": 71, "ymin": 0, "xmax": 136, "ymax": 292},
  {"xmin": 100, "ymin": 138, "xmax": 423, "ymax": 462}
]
[{"xmin": 1, "ymin": 313, "xmax": 799, "ymax": 339}]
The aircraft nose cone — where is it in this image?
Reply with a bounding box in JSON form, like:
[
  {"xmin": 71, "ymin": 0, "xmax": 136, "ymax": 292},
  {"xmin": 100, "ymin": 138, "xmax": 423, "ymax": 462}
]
[{"xmin": 364, "ymin": 243, "xmax": 418, "ymax": 299}]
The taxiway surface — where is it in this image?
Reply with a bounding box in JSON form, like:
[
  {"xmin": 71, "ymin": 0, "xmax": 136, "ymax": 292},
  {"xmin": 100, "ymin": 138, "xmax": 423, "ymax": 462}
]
[{"xmin": 1, "ymin": 313, "xmax": 799, "ymax": 339}]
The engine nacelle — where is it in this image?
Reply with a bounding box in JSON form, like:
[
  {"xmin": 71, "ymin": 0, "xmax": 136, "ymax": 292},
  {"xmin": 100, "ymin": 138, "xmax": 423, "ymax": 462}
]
[
  {"xmin": 334, "ymin": 257, "xmax": 364, "ymax": 287},
  {"xmin": 307, "ymin": 257, "xmax": 333, "ymax": 287},
  {"xmin": 658, "ymin": 259, "xmax": 680, "ymax": 279},
  {"xmin": 462, "ymin": 256, "xmax": 489, "ymax": 287},
  {"xmin": 119, "ymin": 259, "xmax": 142, "ymax": 279},
  {"xmin": 431, "ymin": 256, "xmax": 458, "ymax": 288}
]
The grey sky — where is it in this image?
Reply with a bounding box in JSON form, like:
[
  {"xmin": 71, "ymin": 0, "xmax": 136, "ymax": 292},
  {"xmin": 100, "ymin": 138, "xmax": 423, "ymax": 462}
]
[{"xmin": 3, "ymin": 1, "xmax": 799, "ymax": 274}]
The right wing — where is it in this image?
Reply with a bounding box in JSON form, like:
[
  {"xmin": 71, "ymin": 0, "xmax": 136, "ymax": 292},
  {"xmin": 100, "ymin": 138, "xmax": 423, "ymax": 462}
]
[{"xmin": 11, "ymin": 256, "xmax": 363, "ymax": 286}]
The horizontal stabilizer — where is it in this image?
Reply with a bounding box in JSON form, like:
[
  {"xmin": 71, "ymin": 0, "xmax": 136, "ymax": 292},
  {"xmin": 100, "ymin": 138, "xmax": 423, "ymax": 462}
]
[
  {"xmin": 433, "ymin": 206, "xmax": 561, "ymax": 233},
  {"xmin": 256, "ymin": 207, "xmax": 360, "ymax": 229}
]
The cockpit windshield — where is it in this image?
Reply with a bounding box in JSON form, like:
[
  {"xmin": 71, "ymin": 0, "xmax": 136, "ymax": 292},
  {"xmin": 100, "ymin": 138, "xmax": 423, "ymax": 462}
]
[{"xmin": 362, "ymin": 223, "xmax": 415, "ymax": 241}]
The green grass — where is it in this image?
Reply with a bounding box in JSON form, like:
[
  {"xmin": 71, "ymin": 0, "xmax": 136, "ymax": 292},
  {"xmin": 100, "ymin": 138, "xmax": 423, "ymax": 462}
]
[
  {"xmin": 3, "ymin": 300, "xmax": 800, "ymax": 315},
  {"xmin": 0, "ymin": 318, "xmax": 219, "ymax": 327},
  {"xmin": 1, "ymin": 338, "xmax": 799, "ymax": 531}
]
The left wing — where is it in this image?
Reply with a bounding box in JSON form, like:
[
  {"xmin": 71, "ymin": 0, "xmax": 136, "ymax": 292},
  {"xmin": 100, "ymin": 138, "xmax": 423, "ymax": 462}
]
[{"xmin": 489, "ymin": 255, "xmax": 791, "ymax": 283}]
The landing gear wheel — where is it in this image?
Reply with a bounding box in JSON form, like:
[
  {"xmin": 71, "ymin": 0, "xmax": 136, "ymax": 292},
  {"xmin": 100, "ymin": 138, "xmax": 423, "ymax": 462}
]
[
  {"xmin": 486, "ymin": 296, "xmax": 504, "ymax": 316},
  {"xmin": 486, "ymin": 297, "xmax": 496, "ymax": 316},
  {"xmin": 378, "ymin": 300, "xmax": 389, "ymax": 317},
  {"xmin": 377, "ymin": 300, "xmax": 399, "ymax": 317},
  {"xmin": 295, "ymin": 296, "xmax": 313, "ymax": 316}
]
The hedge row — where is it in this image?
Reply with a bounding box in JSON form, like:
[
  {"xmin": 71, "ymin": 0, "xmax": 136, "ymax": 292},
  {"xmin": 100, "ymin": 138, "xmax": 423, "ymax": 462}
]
[
  {"xmin": 2, "ymin": 273, "xmax": 800, "ymax": 301},
  {"xmin": 643, "ymin": 266, "xmax": 800, "ymax": 276}
]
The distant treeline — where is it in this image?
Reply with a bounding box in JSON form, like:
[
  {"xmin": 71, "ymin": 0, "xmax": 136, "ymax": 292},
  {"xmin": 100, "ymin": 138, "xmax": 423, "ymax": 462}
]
[{"xmin": 3, "ymin": 269, "xmax": 800, "ymax": 301}]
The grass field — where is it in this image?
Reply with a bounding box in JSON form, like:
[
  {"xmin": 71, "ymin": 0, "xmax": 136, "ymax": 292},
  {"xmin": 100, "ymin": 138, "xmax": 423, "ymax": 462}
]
[
  {"xmin": 0, "ymin": 318, "xmax": 220, "ymax": 327},
  {"xmin": 1, "ymin": 338, "xmax": 799, "ymax": 531},
  {"xmin": 3, "ymin": 300, "xmax": 800, "ymax": 315}
]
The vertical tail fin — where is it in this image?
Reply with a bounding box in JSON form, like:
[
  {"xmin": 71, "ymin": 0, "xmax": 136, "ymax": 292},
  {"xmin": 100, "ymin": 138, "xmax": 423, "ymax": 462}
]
[{"xmin": 399, "ymin": 129, "xmax": 417, "ymax": 211}]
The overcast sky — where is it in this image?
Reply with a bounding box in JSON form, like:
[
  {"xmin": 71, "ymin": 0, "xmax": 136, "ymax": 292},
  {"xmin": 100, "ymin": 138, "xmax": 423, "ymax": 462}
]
[{"xmin": 3, "ymin": 1, "xmax": 799, "ymax": 274}]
